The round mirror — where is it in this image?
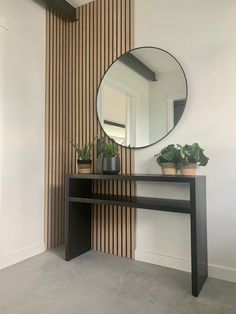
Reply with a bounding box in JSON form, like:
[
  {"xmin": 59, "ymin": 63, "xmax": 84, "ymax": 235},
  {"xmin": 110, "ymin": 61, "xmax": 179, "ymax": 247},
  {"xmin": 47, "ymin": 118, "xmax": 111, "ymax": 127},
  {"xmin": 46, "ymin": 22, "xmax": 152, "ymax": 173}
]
[{"xmin": 97, "ymin": 47, "xmax": 188, "ymax": 149}]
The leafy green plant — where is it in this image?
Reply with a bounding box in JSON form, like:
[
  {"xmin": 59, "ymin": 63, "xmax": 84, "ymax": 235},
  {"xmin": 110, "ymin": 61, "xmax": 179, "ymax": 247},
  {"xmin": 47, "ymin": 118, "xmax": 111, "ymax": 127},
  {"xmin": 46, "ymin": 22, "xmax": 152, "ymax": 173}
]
[
  {"xmin": 177, "ymin": 143, "xmax": 209, "ymax": 166},
  {"xmin": 103, "ymin": 141, "xmax": 119, "ymax": 157},
  {"xmin": 68, "ymin": 139, "xmax": 94, "ymax": 161},
  {"xmin": 155, "ymin": 144, "xmax": 179, "ymax": 165}
]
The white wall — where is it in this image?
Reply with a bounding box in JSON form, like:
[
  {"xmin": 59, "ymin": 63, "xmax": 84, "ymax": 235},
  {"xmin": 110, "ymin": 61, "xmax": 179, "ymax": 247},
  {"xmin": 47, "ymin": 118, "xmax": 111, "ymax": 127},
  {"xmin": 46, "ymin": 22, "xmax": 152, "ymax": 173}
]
[
  {"xmin": 0, "ymin": 16, "xmax": 5, "ymax": 269},
  {"xmin": 0, "ymin": 0, "xmax": 45, "ymax": 269},
  {"xmin": 135, "ymin": 0, "xmax": 236, "ymax": 283}
]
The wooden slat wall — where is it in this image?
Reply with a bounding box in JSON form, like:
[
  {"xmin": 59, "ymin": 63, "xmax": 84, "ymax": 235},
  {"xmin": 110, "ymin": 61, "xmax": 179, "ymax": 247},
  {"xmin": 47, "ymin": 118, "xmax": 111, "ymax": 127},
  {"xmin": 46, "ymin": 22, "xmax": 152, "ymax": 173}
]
[{"xmin": 45, "ymin": 0, "xmax": 135, "ymax": 258}]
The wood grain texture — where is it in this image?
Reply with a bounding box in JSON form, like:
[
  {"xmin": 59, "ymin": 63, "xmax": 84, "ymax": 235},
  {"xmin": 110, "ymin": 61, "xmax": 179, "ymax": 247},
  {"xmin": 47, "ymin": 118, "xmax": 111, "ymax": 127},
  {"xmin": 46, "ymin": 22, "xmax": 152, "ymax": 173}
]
[{"xmin": 45, "ymin": 0, "xmax": 136, "ymax": 258}]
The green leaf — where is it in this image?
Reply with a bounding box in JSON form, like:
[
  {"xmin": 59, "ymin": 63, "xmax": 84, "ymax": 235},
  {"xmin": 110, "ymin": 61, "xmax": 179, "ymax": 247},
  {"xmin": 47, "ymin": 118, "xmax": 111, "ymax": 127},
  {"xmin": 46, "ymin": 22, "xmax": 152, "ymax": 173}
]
[
  {"xmin": 67, "ymin": 138, "xmax": 95, "ymax": 160},
  {"xmin": 154, "ymin": 144, "xmax": 179, "ymax": 164},
  {"xmin": 177, "ymin": 143, "xmax": 209, "ymax": 167}
]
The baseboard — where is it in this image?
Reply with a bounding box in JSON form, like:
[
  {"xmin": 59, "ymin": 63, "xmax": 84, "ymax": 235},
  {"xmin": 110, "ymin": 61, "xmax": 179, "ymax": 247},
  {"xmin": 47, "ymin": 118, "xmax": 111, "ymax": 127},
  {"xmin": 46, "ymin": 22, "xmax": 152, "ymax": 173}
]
[
  {"xmin": 135, "ymin": 249, "xmax": 191, "ymax": 273},
  {"xmin": 135, "ymin": 249, "xmax": 236, "ymax": 283},
  {"xmin": 208, "ymin": 264, "xmax": 236, "ymax": 283},
  {"xmin": 0, "ymin": 242, "xmax": 45, "ymax": 270}
]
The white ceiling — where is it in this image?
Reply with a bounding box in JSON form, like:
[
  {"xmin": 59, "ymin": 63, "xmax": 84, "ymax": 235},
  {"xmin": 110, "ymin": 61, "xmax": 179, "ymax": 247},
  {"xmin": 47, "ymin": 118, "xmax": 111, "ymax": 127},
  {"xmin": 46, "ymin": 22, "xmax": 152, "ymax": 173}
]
[
  {"xmin": 66, "ymin": 0, "xmax": 95, "ymax": 7},
  {"xmin": 132, "ymin": 48, "xmax": 180, "ymax": 74}
]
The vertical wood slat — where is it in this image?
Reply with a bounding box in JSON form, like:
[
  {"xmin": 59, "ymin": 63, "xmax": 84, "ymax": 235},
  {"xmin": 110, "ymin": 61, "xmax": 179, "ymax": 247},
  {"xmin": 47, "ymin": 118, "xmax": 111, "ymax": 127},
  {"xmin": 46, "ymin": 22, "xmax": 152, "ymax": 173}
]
[
  {"xmin": 45, "ymin": 0, "xmax": 136, "ymax": 258},
  {"xmin": 44, "ymin": 9, "xmax": 50, "ymax": 247}
]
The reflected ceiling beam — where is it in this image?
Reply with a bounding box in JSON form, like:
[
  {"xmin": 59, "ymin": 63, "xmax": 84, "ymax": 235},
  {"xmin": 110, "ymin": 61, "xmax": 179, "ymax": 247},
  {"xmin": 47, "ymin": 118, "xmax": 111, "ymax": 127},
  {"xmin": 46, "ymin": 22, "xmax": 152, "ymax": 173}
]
[
  {"xmin": 120, "ymin": 53, "xmax": 157, "ymax": 82},
  {"xmin": 42, "ymin": 0, "xmax": 77, "ymax": 22},
  {"xmin": 104, "ymin": 120, "xmax": 126, "ymax": 129}
]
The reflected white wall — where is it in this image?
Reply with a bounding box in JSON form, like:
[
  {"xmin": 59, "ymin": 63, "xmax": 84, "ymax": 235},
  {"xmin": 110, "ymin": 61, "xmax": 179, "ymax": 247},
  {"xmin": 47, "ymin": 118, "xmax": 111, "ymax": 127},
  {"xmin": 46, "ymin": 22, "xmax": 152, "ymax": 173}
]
[
  {"xmin": 99, "ymin": 61, "xmax": 150, "ymax": 147},
  {"xmin": 149, "ymin": 70, "xmax": 186, "ymax": 143}
]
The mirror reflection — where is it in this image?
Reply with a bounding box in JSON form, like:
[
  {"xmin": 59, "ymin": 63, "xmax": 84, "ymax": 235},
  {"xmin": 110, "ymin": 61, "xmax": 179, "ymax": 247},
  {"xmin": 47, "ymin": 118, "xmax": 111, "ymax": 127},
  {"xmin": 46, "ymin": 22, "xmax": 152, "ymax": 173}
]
[{"xmin": 97, "ymin": 47, "xmax": 187, "ymax": 148}]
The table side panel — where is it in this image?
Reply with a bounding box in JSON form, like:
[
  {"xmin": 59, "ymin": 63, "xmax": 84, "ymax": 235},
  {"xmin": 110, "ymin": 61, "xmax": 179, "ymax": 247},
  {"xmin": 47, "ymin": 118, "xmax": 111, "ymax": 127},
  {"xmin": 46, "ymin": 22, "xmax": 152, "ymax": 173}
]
[{"xmin": 190, "ymin": 176, "xmax": 208, "ymax": 296}]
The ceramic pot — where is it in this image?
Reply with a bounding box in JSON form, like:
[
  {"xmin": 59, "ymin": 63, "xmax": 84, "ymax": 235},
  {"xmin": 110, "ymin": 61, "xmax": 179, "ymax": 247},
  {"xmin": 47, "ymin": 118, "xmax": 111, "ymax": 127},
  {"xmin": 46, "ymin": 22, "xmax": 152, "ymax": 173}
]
[
  {"xmin": 179, "ymin": 163, "xmax": 197, "ymax": 176},
  {"xmin": 102, "ymin": 156, "xmax": 120, "ymax": 174},
  {"xmin": 160, "ymin": 162, "xmax": 177, "ymax": 176},
  {"xmin": 77, "ymin": 160, "xmax": 92, "ymax": 174}
]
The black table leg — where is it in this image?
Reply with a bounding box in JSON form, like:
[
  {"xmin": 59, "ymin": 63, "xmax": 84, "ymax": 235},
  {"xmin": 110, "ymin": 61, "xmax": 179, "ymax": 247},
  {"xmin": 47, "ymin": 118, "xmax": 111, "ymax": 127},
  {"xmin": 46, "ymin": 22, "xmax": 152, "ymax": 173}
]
[
  {"xmin": 65, "ymin": 178, "xmax": 92, "ymax": 261},
  {"xmin": 190, "ymin": 177, "xmax": 208, "ymax": 297}
]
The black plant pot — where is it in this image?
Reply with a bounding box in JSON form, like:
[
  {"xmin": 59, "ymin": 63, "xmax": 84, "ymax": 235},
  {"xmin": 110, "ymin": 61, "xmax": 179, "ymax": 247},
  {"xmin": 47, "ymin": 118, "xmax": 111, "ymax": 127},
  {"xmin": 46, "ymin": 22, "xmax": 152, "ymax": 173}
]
[{"xmin": 102, "ymin": 156, "xmax": 120, "ymax": 174}]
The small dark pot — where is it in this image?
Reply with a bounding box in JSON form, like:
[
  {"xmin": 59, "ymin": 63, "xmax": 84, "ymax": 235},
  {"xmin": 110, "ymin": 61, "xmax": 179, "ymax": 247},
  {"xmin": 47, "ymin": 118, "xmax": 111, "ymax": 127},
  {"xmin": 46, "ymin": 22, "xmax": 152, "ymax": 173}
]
[
  {"xmin": 77, "ymin": 159, "xmax": 92, "ymax": 174},
  {"xmin": 102, "ymin": 156, "xmax": 120, "ymax": 174}
]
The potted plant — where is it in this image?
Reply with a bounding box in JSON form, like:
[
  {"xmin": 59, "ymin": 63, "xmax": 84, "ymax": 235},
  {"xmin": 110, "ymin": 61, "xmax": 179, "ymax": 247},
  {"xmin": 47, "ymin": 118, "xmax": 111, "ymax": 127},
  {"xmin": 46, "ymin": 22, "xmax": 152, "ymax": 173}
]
[
  {"xmin": 68, "ymin": 139, "xmax": 93, "ymax": 174},
  {"xmin": 102, "ymin": 140, "xmax": 120, "ymax": 174},
  {"xmin": 155, "ymin": 144, "xmax": 179, "ymax": 176},
  {"xmin": 177, "ymin": 143, "xmax": 209, "ymax": 176}
]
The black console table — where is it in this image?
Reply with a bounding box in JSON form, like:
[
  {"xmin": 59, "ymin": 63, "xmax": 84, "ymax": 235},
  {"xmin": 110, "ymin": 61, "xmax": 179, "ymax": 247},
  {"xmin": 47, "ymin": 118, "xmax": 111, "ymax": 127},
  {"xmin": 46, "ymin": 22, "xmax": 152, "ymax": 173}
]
[{"xmin": 65, "ymin": 174, "xmax": 208, "ymax": 297}]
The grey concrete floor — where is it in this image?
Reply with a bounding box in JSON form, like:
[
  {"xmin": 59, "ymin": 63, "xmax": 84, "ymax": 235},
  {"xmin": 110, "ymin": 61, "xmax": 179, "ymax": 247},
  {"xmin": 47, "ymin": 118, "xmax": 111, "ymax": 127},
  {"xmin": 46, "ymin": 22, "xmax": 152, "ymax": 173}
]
[{"xmin": 0, "ymin": 247, "xmax": 235, "ymax": 314}]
